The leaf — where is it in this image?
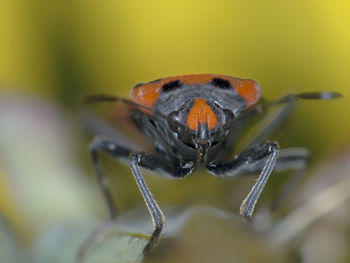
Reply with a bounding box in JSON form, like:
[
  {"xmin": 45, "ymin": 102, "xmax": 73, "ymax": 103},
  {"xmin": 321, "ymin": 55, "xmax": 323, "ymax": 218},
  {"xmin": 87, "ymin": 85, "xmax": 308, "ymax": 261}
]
[
  {"xmin": 32, "ymin": 220, "xmax": 148, "ymax": 263},
  {"xmin": 32, "ymin": 206, "xmax": 242, "ymax": 263}
]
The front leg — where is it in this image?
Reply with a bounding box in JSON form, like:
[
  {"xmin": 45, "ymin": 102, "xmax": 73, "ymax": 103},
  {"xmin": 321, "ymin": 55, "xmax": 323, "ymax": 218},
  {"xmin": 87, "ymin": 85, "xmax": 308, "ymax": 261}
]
[
  {"xmin": 129, "ymin": 151, "xmax": 194, "ymax": 254},
  {"xmin": 128, "ymin": 152, "xmax": 166, "ymax": 255},
  {"xmin": 90, "ymin": 136, "xmax": 194, "ymax": 254},
  {"xmin": 207, "ymin": 141, "xmax": 280, "ymax": 218}
]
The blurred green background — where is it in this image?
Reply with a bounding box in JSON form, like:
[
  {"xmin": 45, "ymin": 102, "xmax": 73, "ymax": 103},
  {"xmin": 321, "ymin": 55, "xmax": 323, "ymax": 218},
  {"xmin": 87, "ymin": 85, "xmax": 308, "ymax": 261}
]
[{"xmin": 0, "ymin": 1, "xmax": 349, "ymax": 262}]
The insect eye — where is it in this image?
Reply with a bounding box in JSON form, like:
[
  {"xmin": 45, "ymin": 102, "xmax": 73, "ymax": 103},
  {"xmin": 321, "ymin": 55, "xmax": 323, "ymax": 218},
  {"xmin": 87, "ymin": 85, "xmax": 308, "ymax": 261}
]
[
  {"xmin": 168, "ymin": 111, "xmax": 183, "ymax": 132},
  {"xmin": 169, "ymin": 111, "xmax": 180, "ymax": 121}
]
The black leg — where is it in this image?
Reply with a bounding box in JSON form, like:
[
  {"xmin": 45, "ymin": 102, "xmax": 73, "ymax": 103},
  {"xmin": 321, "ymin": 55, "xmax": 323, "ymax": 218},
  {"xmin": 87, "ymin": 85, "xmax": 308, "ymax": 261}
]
[
  {"xmin": 128, "ymin": 151, "xmax": 194, "ymax": 254},
  {"xmin": 90, "ymin": 136, "xmax": 133, "ymax": 218},
  {"xmin": 276, "ymin": 148, "xmax": 309, "ymax": 171},
  {"xmin": 90, "ymin": 136, "xmax": 194, "ymax": 254},
  {"xmin": 226, "ymin": 91, "xmax": 341, "ymax": 130},
  {"xmin": 242, "ymin": 93, "xmax": 314, "ymax": 208},
  {"xmin": 128, "ymin": 152, "xmax": 166, "ymax": 254},
  {"xmin": 243, "ymin": 91, "xmax": 341, "ymax": 147},
  {"xmin": 207, "ymin": 141, "xmax": 280, "ymax": 218},
  {"xmin": 207, "ymin": 144, "xmax": 312, "ymax": 218},
  {"xmin": 245, "ymin": 100, "xmax": 295, "ymax": 148},
  {"xmin": 215, "ymin": 91, "xmax": 340, "ymax": 162},
  {"xmin": 221, "ymin": 92, "xmax": 335, "ymax": 213},
  {"xmin": 271, "ymin": 148, "xmax": 309, "ymax": 209}
]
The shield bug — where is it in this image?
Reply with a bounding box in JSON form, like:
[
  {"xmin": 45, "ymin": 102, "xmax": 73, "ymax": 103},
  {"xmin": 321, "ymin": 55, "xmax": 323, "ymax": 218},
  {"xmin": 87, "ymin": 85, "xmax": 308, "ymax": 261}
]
[{"xmin": 84, "ymin": 74, "xmax": 341, "ymax": 254}]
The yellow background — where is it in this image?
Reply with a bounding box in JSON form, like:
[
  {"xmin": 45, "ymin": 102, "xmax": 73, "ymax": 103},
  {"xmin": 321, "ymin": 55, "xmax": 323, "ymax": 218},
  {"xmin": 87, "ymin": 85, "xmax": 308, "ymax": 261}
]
[
  {"xmin": 0, "ymin": 0, "xmax": 349, "ymax": 261},
  {"xmin": 1, "ymin": 0, "xmax": 349, "ymax": 146}
]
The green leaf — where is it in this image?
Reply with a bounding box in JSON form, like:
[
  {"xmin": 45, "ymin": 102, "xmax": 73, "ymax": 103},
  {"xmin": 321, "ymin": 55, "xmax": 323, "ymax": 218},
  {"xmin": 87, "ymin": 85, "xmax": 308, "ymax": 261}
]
[{"xmin": 32, "ymin": 206, "xmax": 242, "ymax": 263}]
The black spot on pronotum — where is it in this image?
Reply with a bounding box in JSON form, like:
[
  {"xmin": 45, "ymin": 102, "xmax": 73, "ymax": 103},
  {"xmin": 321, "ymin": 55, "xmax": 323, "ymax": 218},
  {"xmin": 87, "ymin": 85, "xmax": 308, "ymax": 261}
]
[
  {"xmin": 211, "ymin": 78, "xmax": 232, "ymax": 89},
  {"xmin": 162, "ymin": 80, "xmax": 182, "ymax": 92}
]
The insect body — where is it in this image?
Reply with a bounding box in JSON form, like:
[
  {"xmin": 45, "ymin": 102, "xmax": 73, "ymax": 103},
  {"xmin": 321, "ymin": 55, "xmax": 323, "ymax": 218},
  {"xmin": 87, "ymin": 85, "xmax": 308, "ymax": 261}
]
[{"xmin": 85, "ymin": 74, "xmax": 341, "ymax": 254}]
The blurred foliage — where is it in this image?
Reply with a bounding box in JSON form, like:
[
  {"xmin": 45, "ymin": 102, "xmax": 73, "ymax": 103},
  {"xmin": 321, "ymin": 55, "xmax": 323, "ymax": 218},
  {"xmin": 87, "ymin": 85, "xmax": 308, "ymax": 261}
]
[{"xmin": 0, "ymin": 0, "xmax": 350, "ymax": 262}]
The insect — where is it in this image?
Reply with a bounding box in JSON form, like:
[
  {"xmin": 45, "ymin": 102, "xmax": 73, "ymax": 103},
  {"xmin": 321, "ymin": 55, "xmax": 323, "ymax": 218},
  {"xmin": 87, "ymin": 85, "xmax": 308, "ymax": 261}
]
[{"xmin": 84, "ymin": 74, "xmax": 341, "ymax": 254}]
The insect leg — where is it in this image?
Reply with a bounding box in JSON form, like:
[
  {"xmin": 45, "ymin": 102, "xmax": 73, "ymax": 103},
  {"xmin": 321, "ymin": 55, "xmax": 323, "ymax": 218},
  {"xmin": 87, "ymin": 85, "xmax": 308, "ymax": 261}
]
[
  {"xmin": 276, "ymin": 147, "xmax": 309, "ymax": 171},
  {"xmin": 272, "ymin": 147, "xmax": 309, "ymax": 209},
  {"xmin": 233, "ymin": 91, "xmax": 341, "ymax": 128},
  {"xmin": 233, "ymin": 92, "xmax": 338, "ymax": 209},
  {"xmin": 241, "ymin": 94, "xmax": 317, "ymax": 207},
  {"xmin": 78, "ymin": 136, "xmax": 134, "ymax": 257},
  {"xmin": 207, "ymin": 141, "xmax": 279, "ymax": 218},
  {"xmin": 90, "ymin": 136, "xmax": 132, "ymax": 218},
  {"xmin": 245, "ymin": 91, "xmax": 341, "ymax": 147},
  {"xmin": 128, "ymin": 151, "xmax": 194, "ymax": 254},
  {"xmin": 246, "ymin": 101, "xmax": 295, "ymax": 148},
  {"xmin": 89, "ymin": 137, "xmax": 192, "ymax": 255},
  {"xmin": 128, "ymin": 152, "xmax": 165, "ymax": 254}
]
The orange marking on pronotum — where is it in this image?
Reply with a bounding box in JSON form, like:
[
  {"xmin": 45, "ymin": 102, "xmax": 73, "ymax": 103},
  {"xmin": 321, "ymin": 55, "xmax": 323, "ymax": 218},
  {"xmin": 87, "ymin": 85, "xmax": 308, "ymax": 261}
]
[
  {"xmin": 186, "ymin": 99, "xmax": 218, "ymax": 131},
  {"xmin": 130, "ymin": 74, "xmax": 234, "ymax": 107},
  {"xmin": 230, "ymin": 79, "xmax": 261, "ymax": 108},
  {"xmin": 130, "ymin": 82, "xmax": 161, "ymax": 108},
  {"xmin": 130, "ymin": 74, "xmax": 261, "ymax": 109}
]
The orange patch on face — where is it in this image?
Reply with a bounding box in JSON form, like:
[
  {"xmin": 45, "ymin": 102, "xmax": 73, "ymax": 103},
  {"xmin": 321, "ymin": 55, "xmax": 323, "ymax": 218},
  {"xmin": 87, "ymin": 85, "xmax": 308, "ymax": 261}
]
[
  {"xmin": 186, "ymin": 99, "xmax": 218, "ymax": 131},
  {"xmin": 230, "ymin": 79, "xmax": 261, "ymax": 108}
]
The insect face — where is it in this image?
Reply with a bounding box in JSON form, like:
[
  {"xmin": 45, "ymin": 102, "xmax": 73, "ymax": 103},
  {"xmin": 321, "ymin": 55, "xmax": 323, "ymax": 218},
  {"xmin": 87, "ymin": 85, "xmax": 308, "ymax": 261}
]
[
  {"xmin": 136, "ymin": 75, "xmax": 261, "ymax": 156},
  {"xmin": 167, "ymin": 97, "xmax": 234, "ymax": 152}
]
